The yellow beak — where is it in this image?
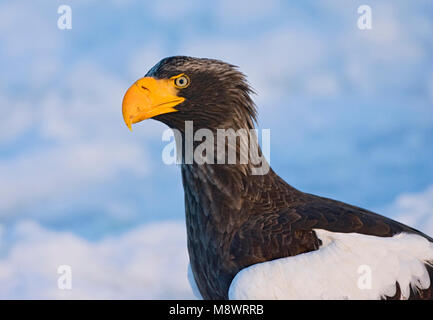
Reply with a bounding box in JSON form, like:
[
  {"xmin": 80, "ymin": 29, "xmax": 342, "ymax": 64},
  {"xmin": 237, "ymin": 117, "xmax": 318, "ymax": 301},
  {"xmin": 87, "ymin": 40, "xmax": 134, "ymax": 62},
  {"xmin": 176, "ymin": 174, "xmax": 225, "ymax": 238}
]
[{"xmin": 122, "ymin": 77, "xmax": 185, "ymax": 131}]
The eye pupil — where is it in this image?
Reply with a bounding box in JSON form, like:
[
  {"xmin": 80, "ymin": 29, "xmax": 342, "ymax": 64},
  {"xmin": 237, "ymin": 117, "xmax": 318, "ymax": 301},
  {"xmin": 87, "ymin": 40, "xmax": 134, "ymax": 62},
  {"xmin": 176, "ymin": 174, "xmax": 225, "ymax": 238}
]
[{"xmin": 175, "ymin": 75, "xmax": 189, "ymax": 88}]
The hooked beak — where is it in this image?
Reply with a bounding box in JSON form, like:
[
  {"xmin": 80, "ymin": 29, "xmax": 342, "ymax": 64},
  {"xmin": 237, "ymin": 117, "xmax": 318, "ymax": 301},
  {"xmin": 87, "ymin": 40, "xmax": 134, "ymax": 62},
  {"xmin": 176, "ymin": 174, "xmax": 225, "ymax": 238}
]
[{"xmin": 122, "ymin": 77, "xmax": 185, "ymax": 131}]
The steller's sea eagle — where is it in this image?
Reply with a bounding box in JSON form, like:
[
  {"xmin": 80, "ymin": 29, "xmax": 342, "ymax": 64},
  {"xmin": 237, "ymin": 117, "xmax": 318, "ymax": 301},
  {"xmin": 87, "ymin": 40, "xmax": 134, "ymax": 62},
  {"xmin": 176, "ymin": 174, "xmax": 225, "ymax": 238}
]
[{"xmin": 122, "ymin": 56, "xmax": 433, "ymax": 300}]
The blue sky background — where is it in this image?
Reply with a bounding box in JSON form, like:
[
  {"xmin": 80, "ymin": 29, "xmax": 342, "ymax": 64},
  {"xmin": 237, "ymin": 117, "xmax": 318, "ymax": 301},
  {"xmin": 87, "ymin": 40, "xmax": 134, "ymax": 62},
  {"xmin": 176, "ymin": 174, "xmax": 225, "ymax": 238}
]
[{"xmin": 0, "ymin": 0, "xmax": 432, "ymax": 298}]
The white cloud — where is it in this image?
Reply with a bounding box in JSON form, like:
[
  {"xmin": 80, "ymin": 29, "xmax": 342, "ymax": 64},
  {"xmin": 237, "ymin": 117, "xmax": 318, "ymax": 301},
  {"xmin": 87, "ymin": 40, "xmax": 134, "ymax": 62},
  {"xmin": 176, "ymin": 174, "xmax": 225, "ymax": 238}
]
[
  {"xmin": 0, "ymin": 140, "xmax": 149, "ymax": 213},
  {"xmin": 0, "ymin": 2, "xmax": 60, "ymax": 55},
  {"xmin": 38, "ymin": 62, "xmax": 129, "ymax": 141},
  {"xmin": 0, "ymin": 220, "xmax": 194, "ymax": 299},
  {"xmin": 0, "ymin": 96, "xmax": 35, "ymax": 144},
  {"xmin": 337, "ymin": 2, "xmax": 428, "ymax": 94},
  {"xmin": 214, "ymin": 0, "xmax": 283, "ymax": 26},
  {"xmin": 303, "ymin": 73, "xmax": 340, "ymax": 97},
  {"xmin": 149, "ymin": 0, "xmax": 200, "ymax": 21},
  {"xmin": 386, "ymin": 185, "xmax": 433, "ymax": 237},
  {"xmin": 0, "ymin": 1, "xmax": 63, "ymax": 88},
  {"xmin": 127, "ymin": 42, "xmax": 167, "ymax": 80}
]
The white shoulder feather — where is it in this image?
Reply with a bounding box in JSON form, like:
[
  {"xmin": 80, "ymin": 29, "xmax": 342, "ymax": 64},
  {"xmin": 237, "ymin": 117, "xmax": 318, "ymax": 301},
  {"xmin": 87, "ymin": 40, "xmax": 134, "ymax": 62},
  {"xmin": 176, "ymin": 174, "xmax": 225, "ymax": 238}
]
[{"xmin": 229, "ymin": 230, "xmax": 433, "ymax": 300}]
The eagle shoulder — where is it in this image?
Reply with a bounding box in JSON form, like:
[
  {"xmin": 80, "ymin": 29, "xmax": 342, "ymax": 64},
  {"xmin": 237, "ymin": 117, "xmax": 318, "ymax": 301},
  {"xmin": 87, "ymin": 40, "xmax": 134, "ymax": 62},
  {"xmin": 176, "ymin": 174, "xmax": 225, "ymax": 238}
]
[{"xmin": 229, "ymin": 230, "xmax": 433, "ymax": 299}]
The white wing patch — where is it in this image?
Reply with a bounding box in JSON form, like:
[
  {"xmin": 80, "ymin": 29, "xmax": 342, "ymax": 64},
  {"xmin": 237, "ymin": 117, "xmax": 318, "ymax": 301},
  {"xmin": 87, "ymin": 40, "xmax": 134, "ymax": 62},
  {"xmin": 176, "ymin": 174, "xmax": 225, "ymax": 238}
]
[
  {"xmin": 229, "ymin": 230, "xmax": 433, "ymax": 300},
  {"xmin": 188, "ymin": 263, "xmax": 203, "ymax": 299}
]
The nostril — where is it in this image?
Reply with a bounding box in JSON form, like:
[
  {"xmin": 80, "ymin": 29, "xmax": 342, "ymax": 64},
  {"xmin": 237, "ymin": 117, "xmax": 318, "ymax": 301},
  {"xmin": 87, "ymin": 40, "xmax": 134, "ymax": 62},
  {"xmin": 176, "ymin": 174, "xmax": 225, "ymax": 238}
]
[{"xmin": 141, "ymin": 85, "xmax": 149, "ymax": 91}]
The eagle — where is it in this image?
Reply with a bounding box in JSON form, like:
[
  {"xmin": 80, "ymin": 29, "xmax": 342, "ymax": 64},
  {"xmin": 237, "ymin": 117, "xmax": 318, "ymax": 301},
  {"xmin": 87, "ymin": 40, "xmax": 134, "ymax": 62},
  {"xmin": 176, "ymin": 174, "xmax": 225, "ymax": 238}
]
[{"xmin": 122, "ymin": 56, "xmax": 433, "ymax": 300}]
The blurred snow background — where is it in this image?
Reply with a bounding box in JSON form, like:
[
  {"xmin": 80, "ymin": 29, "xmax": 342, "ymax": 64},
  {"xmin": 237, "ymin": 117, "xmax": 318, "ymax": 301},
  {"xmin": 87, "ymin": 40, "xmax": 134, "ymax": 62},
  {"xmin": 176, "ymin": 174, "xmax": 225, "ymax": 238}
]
[{"xmin": 0, "ymin": 0, "xmax": 432, "ymax": 298}]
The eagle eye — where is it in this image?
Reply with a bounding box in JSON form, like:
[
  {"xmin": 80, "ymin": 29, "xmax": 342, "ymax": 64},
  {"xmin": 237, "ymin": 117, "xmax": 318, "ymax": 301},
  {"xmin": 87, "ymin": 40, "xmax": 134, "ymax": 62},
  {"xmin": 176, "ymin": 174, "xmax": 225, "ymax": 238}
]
[{"xmin": 172, "ymin": 74, "xmax": 190, "ymax": 88}]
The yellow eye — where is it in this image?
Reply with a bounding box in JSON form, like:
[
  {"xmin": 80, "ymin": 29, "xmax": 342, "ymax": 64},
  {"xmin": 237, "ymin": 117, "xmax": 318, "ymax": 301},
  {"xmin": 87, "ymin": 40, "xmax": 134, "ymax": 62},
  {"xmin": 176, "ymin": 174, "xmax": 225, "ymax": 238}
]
[{"xmin": 173, "ymin": 74, "xmax": 190, "ymax": 88}]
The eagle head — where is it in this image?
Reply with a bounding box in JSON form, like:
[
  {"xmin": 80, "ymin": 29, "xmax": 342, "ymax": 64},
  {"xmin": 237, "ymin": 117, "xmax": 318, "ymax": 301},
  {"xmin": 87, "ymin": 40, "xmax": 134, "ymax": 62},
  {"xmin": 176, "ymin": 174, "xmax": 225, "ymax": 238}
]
[{"xmin": 122, "ymin": 56, "xmax": 257, "ymax": 131}]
